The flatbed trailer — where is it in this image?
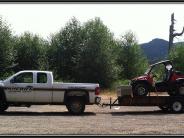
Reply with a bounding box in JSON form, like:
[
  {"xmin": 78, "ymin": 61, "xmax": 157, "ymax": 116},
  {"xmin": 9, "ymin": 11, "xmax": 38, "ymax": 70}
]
[{"xmin": 96, "ymin": 85, "xmax": 184, "ymax": 113}]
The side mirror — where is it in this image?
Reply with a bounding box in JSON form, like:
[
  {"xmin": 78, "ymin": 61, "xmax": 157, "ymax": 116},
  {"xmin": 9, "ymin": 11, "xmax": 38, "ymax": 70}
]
[{"xmin": 10, "ymin": 78, "xmax": 15, "ymax": 83}]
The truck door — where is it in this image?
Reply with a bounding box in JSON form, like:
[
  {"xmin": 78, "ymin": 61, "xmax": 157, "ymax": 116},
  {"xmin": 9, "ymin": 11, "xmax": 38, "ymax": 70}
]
[
  {"xmin": 5, "ymin": 72, "xmax": 34, "ymax": 102},
  {"xmin": 33, "ymin": 72, "xmax": 52, "ymax": 103}
]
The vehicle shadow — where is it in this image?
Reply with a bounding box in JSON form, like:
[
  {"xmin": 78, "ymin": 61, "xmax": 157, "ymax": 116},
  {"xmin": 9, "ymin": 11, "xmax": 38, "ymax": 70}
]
[
  {"xmin": 110, "ymin": 110, "xmax": 175, "ymax": 116},
  {"xmin": 0, "ymin": 111, "xmax": 96, "ymax": 116}
]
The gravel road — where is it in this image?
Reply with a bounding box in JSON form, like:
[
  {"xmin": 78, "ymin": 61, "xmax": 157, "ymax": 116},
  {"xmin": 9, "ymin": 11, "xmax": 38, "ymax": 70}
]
[{"xmin": 0, "ymin": 96, "xmax": 184, "ymax": 135}]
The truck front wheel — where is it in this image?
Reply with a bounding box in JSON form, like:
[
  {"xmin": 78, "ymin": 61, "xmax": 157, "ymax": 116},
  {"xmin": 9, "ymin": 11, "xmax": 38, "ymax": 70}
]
[
  {"xmin": 66, "ymin": 97, "xmax": 85, "ymax": 115},
  {"xmin": 0, "ymin": 100, "xmax": 8, "ymax": 112}
]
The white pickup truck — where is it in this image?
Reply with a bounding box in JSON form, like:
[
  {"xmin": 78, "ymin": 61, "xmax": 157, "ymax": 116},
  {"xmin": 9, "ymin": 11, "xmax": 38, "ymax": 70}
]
[{"xmin": 0, "ymin": 70, "xmax": 100, "ymax": 115}]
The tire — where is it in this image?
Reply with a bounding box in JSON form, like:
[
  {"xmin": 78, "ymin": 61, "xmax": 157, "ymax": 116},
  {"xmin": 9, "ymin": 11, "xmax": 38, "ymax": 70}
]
[
  {"xmin": 0, "ymin": 92, "xmax": 8, "ymax": 112},
  {"xmin": 170, "ymin": 99, "xmax": 183, "ymax": 113},
  {"xmin": 133, "ymin": 83, "xmax": 148, "ymax": 96},
  {"xmin": 0, "ymin": 100, "xmax": 8, "ymax": 112},
  {"xmin": 66, "ymin": 97, "xmax": 85, "ymax": 115}
]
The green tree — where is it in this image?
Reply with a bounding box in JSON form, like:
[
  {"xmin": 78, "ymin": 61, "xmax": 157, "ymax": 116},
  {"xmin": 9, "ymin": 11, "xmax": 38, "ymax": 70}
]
[
  {"xmin": 0, "ymin": 17, "xmax": 15, "ymax": 79},
  {"xmin": 117, "ymin": 31, "xmax": 148, "ymax": 80},
  {"xmin": 14, "ymin": 32, "xmax": 48, "ymax": 71},
  {"xmin": 169, "ymin": 44, "xmax": 184, "ymax": 73},
  {"xmin": 48, "ymin": 17, "xmax": 83, "ymax": 81},
  {"xmin": 76, "ymin": 17, "xmax": 118, "ymax": 88}
]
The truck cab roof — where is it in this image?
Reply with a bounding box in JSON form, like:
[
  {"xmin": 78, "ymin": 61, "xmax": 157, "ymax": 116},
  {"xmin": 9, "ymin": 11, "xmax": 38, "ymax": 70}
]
[{"xmin": 18, "ymin": 70, "xmax": 52, "ymax": 74}]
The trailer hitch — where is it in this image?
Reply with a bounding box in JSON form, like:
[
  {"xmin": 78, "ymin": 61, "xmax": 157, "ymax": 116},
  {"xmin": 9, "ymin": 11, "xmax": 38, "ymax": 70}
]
[
  {"xmin": 95, "ymin": 97, "xmax": 107, "ymax": 108},
  {"xmin": 95, "ymin": 97, "xmax": 120, "ymax": 109}
]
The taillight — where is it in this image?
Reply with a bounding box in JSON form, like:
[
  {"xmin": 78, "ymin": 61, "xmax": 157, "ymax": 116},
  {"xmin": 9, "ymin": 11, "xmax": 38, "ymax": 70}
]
[{"xmin": 95, "ymin": 87, "xmax": 100, "ymax": 95}]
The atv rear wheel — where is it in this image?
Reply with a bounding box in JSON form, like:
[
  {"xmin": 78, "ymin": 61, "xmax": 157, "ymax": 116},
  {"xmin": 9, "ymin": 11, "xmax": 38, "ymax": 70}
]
[{"xmin": 133, "ymin": 83, "xmax": 148, "ymax": 96}]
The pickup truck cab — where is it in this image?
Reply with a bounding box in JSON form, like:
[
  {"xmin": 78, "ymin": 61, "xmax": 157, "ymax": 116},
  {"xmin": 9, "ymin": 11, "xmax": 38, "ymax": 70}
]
[{"xmin": 0, "ymin": 70, "xmax": 100, "ymax": 115}]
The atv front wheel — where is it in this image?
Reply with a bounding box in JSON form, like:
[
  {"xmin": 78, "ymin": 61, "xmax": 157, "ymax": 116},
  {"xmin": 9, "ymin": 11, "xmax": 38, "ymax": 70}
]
[{"xmin": 133, "ymin": 84, "xmax": 148, "ymax": 96}]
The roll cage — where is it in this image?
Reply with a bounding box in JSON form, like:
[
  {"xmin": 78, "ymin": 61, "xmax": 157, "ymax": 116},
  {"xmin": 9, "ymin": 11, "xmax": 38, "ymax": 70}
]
[{"xmin": 145, "ymin": 60, "xmax": 173, "ymax": 75}]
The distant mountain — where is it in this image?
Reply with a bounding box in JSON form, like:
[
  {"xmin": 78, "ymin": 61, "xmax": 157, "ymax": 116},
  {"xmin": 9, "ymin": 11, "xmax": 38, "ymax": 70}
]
[{"xmin": 140, "ymin": 38, "xmax": 169, "ymax": 64}]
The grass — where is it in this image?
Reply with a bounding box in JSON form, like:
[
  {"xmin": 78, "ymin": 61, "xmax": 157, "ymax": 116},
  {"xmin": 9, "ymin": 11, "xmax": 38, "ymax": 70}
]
[{"xmin": 99, "ymin": 89, "xmax": 117, "ymax": 98}]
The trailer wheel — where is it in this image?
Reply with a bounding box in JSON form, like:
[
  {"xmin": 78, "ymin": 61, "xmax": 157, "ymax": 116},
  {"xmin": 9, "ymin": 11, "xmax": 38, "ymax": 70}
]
[
  {"xmin": 170, "ymin": 99, "xmax": 183, "ymax": 113},
  {"xmin": 66, "ymin": 97, "xmax": 85, "ymax": 115},
  {"xmin": 133, "ymin": 83, "xmax": 148, "ymax": 96}
]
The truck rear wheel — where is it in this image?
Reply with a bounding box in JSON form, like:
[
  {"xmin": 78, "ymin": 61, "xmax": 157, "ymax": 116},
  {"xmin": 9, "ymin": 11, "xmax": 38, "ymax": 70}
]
[
  {"xmin": 66, "ymin": 97, "xmax": 85, "ymax": 115},
  {"xmin": 170, "ymin": 99, "xmax": 183, "ymax": 113}
]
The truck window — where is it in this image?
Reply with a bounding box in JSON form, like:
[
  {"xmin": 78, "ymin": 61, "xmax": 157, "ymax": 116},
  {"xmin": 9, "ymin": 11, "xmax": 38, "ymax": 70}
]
[
  {"xmin": 14, "ymin": 72, "xmax": 33, "ymax": 83},
  {"xmin": 37, "ymin": 73, "xmax": 47, "ymax": 83}
]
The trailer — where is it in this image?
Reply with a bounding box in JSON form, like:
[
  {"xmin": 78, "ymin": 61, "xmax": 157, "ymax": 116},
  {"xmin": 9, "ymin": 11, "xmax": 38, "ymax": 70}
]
[{"xmin": 96, "ymin": 85, "xmax": 184, "ymax": 113}]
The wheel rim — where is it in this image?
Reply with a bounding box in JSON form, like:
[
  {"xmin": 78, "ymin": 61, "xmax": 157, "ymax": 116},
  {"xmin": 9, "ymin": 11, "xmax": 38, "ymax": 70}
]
[
  {"xmin": 172, "ymin": 101, "xmax": 182, "ymax": 112},
  {"xmin": 137, "ymin": 87, "xmax": 146, "ymax": 95},
  {"xmin": 71, "ymin": 101, "xmax": 82, "ymax": 113}
]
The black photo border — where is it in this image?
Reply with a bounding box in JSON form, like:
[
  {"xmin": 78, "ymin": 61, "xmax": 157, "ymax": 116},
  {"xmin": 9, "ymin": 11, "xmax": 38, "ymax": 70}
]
[{"xmin": 0, "ymin": 1, "xmax": 183, "ymax": 138}]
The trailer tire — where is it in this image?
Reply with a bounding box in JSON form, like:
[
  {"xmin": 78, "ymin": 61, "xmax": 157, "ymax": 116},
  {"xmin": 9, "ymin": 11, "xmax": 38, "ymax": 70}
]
[
  {"xmin": 170, "ymin": 98, "xmax": 183, "ymax": 113},
  {"xmin": 133, "ymin": 83, "xmax": 148, "ymax": 96},
  {"xmin": 66, "ymin": 97, "xmax": 85, "ymax": 115}
]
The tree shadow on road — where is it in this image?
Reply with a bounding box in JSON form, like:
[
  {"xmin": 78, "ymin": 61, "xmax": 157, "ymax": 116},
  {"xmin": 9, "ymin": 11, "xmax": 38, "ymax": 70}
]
[
  {"xmin": 110, "ymin": 110, "xmax": 176, "ymax": 116},
  {"xmin": 0, "ymin": 111, "xmax": 96, "ymax": 116}
]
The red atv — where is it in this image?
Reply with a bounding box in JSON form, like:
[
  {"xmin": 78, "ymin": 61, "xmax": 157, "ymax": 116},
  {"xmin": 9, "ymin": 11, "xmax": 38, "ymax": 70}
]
[{"xmin": 131, "ymin": 60, "xmax": 184, "ymax": 96}]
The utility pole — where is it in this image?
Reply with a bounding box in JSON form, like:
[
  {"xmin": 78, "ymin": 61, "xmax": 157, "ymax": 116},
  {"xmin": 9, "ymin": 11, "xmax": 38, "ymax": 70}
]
[{"xmin": 168, "ymin": 13, "xmax": 184, "ymax": 54}]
